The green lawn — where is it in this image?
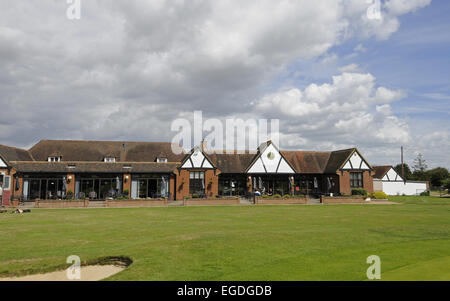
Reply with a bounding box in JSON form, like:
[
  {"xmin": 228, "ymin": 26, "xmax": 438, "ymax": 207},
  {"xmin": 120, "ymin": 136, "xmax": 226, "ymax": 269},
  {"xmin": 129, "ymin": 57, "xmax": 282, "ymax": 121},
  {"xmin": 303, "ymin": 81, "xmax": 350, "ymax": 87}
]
[{"xmin": 0, "ymin": 196, "xmax": 449, "ymax": 281}]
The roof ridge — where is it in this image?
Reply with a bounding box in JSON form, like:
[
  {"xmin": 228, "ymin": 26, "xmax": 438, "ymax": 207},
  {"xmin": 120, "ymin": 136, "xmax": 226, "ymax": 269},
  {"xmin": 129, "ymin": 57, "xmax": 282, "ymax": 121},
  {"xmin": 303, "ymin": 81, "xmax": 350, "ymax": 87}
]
[
  {"xmin": 32, "ymin": 139, "xmax": 177, "ymax": 144},
  {"xmin": 0, "ymin": 143, "xmax": 29, "ymax": 152}
]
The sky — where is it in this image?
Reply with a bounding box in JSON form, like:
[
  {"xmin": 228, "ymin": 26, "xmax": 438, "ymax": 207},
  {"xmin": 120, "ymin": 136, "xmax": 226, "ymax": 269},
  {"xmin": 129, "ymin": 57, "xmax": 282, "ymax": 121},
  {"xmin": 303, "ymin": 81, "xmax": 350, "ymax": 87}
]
[{"xmin": 0, "ymin": 0, "xmax": 449, "ymax": 169}]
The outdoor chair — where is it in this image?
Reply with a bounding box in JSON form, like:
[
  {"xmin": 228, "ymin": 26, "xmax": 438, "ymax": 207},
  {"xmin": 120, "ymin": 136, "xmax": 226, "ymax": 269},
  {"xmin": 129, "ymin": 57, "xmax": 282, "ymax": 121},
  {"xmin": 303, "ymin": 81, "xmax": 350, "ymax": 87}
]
[{"xmin": 89, "ymin": 191, "xmax": 97, "ymax": 200}]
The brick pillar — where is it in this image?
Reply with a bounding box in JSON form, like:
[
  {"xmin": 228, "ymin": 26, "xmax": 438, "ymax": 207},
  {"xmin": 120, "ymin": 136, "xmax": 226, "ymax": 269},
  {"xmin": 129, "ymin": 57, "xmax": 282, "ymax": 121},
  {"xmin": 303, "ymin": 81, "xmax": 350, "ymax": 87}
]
[
  {"xmin": 123, "ymin": 174, "xmax": 131, "ymax": 198},
  {"xmin": 176, "ymin": 170, "xmax": 190, "ymax": 201},
  {"xmin": 290, "ymin": 176, "xmax": 295, "ymax": 195},
  {"xmin": 67, "ymin": 174, "xmax": 75, "ymax": 198},
  {"xmin": 247, "ymin": 176, "xmax": 253, "ymax": 194},
  {"xmin": 11, "ymin": 172, "xmax": 24, "ymax": 201},
  {"xmin": 169, "ymin": 175, "xmax": 175, "ymax": 201},
  {"xmin": 205, "ymin": 170, "xmax": 218, "ymax": 198}
]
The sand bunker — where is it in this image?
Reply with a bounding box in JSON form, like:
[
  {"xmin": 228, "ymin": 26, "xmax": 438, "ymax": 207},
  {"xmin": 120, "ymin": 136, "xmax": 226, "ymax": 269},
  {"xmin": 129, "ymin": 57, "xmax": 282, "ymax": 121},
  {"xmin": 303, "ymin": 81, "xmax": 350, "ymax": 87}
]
[{"xmin": 0, "ymin": 265, "xmax": 125, "ymax": 281}]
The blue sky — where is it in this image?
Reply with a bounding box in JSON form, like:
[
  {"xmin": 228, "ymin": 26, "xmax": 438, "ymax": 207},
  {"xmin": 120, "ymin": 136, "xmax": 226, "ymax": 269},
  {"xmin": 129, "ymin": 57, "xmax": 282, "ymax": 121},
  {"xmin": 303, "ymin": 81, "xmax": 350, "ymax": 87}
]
[{"xmin": 273, "ymin": 1, "xmax": 450, "ymax": 167}]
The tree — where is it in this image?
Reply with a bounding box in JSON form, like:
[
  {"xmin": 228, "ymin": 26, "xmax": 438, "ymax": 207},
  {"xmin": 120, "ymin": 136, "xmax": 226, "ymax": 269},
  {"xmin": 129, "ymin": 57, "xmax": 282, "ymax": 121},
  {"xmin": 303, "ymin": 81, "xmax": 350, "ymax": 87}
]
[
  {"xmin": 394, "ymin": 163, "xmax": 412, "ymax": 180},
  {"xmin": 443, "ymin": 179, "xmax": 450, "ymax": 191},
  {"xmin": 413, "ymin": 153, "xmax": 428, "ymax": 173},
  {"xmin": 426, "ymin": 167, "xmax": 449, "ymax": 188},
  {"xmin": 411, "ymin": 153, "xmax": 428, "ymax": 181}
]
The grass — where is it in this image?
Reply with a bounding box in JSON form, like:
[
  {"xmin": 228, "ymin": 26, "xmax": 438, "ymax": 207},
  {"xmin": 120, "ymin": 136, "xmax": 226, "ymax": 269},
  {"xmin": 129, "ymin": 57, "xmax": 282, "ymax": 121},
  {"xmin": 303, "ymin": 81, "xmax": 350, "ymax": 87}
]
[{"xmin": 0, "ymin": 196, "xmax": 449, "ymax": 281}]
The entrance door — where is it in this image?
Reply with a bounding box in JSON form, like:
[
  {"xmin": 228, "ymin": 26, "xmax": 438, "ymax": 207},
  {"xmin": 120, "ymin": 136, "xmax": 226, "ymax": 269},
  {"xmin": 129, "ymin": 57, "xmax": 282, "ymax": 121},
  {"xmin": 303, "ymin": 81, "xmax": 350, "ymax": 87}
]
[
  {"xmin": 1, "ymin": 175, "xmax": 11, "ymax": 205},
  {"xmin": 148, "ymin": 179, "xmax": 158, "ymax": 198}
]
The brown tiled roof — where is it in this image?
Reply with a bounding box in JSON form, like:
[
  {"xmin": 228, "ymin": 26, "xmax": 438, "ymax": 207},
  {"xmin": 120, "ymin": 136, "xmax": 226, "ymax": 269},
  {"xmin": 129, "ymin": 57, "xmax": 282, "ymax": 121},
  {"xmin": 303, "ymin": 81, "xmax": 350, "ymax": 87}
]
[
  {"xmin": 0, "ymin": 144, "xmax": 33, "ymax": 163},
  {"xmin": 3, "ymin": 140, "xmax": 368, "ymax": 175},
  {"xmin": 323, "ymin": 148, "xmax": 356, "ymax": 173},
  {"xmin": 281, "ymin": 151, "xmax": 331, "ymax": 174},
  {"xmin": 373, "ymin": 165, "xmax": 392, "ymax": 179},
  {"xmin": 208, "ymin": 152, "xmax": 257, "ymax": 173},
  {"xmin": 10, "ymin": 161, "xmax": 179, "ymax": 174},
  {"xmin": 29, "ymin": 140, "xmax": 185, "ymax": 163}
]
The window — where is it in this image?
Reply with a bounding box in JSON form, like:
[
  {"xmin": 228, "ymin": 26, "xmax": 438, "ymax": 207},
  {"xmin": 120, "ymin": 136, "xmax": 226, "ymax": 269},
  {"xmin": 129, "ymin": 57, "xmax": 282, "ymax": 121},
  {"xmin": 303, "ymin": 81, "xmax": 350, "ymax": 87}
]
[
  {"xmin": 350, "ymin": 172, "xmax": 363, "ymax": 188},
  {"xmin": 104, "ymin": 157, "xmax": 116, "ymax": 163},
  {"xmin": 1, "ymin": 175, "xmax": 10, "ymax": 189},
  {"xmin": 157, "ymin": 158, "xmax": 168, "ymax": 163},
  {"xmin": 189, "ymin": 171, "xmax": 205, "ymax": 195},
  {"xmin": 48, "ymin": 156, "xmax": 61, "ymax": 162}
]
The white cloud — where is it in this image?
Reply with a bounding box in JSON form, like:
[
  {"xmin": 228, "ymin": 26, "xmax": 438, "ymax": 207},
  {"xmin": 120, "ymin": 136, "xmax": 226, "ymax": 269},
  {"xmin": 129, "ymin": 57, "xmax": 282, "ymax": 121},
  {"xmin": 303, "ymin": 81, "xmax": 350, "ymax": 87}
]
[
  {"xmin": 339, "ymin": 63, "xmax": 361, "ymax": 73},
  {"xmin": 253, "ymin": 72, "xmax": 411, "ymax": 148},
  {"xmin": 385, "ymin": 0, "xmax": 432, "ymax": 16},
  {"xmin": 0, "ymin": 0, "xmax": 442, "ymax": 166}
]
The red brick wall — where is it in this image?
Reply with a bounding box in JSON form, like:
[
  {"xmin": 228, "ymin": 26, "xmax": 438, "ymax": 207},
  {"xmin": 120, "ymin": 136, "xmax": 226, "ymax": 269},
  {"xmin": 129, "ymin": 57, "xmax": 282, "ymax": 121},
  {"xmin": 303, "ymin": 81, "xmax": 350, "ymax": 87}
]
[
  {"xmin": 123, "ymin": 174, "xmax": 131, "ymax": 198},
  {"xmin": 35, "ymin": 200, "xmax": 88, "ymax": 208},
  {"xmin": 66, "ymin": 173, "xmax": 75, "ymax": 197},
  {"xmin": 184, "ymin": 198, "xmax": 239, "ymax": 206},
  {"xmin": 255, "ymin": 197, "xmax": 307, "ymax": 205},
  {"xmin": 1, "ymin": 168, "xmax": 13, "ymax": 205},
  {"xmin": 175, "ymin": 169, "xmax": 220, "ymax": 200},
  {"xmin": 176, "ymin": 169, "xmax": 190, "ymax": 200},
  {"xmin": 363, "ymin": 170, "xmax": 374, "ymax": 194},
  {"xmin": 205, "ymin": 170, "xmax": 219, "ymax": 198},
  {"xmin": 169, "ymin": 175, "xmax": 176, "ymax": 200},
  {"xmin": 321, "ymin": 196, "xmax": 366, "ymax": 204},
  {"xmin": 338, "ymin": 170, "xmax": 374, "ymax": 195},
  {"xmin": 106, "ymin": 199, "xmax": 167, "ymax": 207}
]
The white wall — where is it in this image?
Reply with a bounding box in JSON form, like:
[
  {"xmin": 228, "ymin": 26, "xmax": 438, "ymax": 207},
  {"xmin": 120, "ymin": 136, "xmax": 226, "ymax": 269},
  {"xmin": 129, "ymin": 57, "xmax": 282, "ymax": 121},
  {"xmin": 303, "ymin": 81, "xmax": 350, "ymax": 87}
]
[
  {"xmin": 248, "ymin": 143, "xmax": 295, "ymax": 174},
  {"xmin": 0, "ymin": 157, "xmax": 7, "ymax": 168},
  {"xmin": 373, "ymin": 179, "xmax": 383, "ymax": 192},
  {"xmin": 382, "ymin": 181, "xmax": 427, "ymax": 196}
]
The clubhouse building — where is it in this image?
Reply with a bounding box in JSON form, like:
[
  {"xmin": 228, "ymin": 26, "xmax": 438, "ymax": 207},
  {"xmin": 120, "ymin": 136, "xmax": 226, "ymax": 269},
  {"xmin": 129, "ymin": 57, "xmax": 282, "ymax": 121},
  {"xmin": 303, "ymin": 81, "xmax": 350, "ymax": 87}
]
[{"xmin": 0, "ymin": 140, "xmax": 375, "ymax": 205}]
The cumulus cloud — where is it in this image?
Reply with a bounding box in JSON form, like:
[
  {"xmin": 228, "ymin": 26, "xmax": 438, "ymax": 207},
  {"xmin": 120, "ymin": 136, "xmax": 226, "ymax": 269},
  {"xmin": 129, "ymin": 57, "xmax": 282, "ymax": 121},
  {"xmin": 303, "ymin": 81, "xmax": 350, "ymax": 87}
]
[
  {"xmin": 0, "ymin": 0, "xmax": 443, "ymax": 166},
  {"xmin": 339, "ymin": 63, "xmax": 361, "ymax": 73},
  {"xmin": 253, "ymin": 72, "xmax": 411, "ymax": 148}
]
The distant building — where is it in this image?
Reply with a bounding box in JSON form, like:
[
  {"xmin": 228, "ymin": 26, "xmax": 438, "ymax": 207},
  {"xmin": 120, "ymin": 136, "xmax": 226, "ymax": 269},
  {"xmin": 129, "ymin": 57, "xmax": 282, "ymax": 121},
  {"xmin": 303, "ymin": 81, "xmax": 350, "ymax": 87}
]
[{"xmin": 373, "ymin": 165, "xmax": 428, "ymax": 196}]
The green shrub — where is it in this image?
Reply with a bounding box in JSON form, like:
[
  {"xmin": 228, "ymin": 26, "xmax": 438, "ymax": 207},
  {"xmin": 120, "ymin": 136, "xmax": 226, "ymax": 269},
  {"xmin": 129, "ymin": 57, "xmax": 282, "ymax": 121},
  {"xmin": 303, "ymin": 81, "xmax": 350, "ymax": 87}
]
[
  {"xmin": 420, "ymin": 191, "xmax": 430, "ymax": 196},
  {"xmin": 273, "ymin": 194, "xmax": 282, "ymax": 199},
  {"xmin": 282, "ymin": 194, "xmax": 291, "ymax": 198},
  {"xmin": 351, "ymin": 188, "xmax": 368, "ymax": 196}
]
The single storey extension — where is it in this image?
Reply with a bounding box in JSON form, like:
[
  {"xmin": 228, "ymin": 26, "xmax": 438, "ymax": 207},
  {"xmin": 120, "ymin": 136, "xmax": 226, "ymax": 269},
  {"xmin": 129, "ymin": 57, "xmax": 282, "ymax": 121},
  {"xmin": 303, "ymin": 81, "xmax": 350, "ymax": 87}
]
[
  {"xmin": 0, "ymin": 139, "xmax": 376, "ymax": 205},
  {"xmin": 373, "ymin": 165, "xmax": 428, "ymax": 196}
]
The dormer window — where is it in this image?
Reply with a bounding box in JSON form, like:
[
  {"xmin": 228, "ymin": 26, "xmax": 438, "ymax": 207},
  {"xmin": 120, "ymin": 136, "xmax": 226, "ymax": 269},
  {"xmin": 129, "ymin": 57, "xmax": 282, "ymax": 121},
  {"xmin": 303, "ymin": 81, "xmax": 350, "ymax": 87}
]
[
  {"xmin": 104, "ymin": 157, "xmax": 116, "ymax": 163},
  {"xmin": 157, "ymin": 157, "xmax": 168, "ymax": 163},
  {"xmin": 48, "ymin": 156, "xmax": 61, "ymax": 162}
]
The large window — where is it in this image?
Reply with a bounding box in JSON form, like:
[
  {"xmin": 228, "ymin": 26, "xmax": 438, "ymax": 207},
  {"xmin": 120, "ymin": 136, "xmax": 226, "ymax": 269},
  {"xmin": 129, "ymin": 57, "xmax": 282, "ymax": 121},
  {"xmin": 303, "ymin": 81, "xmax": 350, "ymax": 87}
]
[
  {"xmin": 23, "ymin": 177, "xmax": 64, "ymax": 200},
  {"xmin": 189, "ymin": 172, "xmax": 205, "ymax": 195},
  {"xmin": 350, "ymin": 172, "xmax": 363, "ymax": 188},
  {"xmin": 77, "ymin": 174, "xmax": 122, "ymax": 199},
  {"xmin": 218, "ymin": 175, "xmax": 246, "ymax": 196},
  {"xmin": 131, "ymin": 175, "xmax": 169, "ymax": 199}
]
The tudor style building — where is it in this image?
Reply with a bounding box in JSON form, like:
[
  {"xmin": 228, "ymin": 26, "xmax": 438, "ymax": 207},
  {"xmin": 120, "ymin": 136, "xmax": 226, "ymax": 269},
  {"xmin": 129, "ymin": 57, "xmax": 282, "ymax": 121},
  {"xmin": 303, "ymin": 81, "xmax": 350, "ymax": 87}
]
[{"xmin": 0, "ymin": 140, "xmax": 375, "ymax": 205}]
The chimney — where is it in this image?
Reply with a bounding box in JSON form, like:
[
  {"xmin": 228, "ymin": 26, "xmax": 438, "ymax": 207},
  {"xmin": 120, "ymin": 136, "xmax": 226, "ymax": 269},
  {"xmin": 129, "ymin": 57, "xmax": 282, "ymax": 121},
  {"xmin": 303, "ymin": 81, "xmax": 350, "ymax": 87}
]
[{"xmin": 201, "ymin": 140, "xmax": 207, "ymax": 153}]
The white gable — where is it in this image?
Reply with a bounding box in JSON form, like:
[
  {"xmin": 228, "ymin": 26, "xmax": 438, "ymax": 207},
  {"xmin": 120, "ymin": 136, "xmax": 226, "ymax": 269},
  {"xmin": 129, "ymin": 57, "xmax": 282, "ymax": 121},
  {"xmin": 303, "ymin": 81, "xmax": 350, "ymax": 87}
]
[
  {"xmin": 182, "ymin": 159, "xmax": 192, "ymax": 168},
  {"xmin": 383, "ymin": 167, "xmax": 403, "ymax": 182},
  {"xmin": 248, "ymin": 158, "xmax": 266, "ymax": 173},
  {"xmin": 341, "ymin": 151, "xmax": 370, "ymax": 170},
  {"xmin": 0, "ymin": 157, "xmax": 7, "ymax": 168},
  {"xmin": 342, "ymin": 161, "xmax": 352, "ymax": 169},
  {"xmin": 190, "ymin": 150, "xmax": 205, "ymax": 167},
  {"xmin": 202, "ymin": 160, "xmax": 213, "ymax": 169},
  {"xmin": 248, "ymin": 143, "xmax": 295, "ymax": 174},
  {"xmin": 181, "ymin": 148, "xmax": 214, "ymax": 169}
]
